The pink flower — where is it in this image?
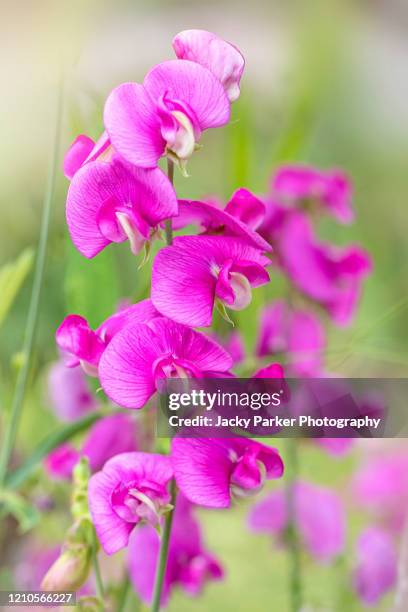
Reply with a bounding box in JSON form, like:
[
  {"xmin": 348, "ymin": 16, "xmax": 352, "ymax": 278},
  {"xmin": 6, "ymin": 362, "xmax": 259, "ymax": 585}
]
[
  {"xmin": 173, "ymin": 29, "xmax": 245, "ymax": 102},
  {"xmin": 173, "ymin": 188, "xmax": 271, "ymax": 252},
  {"xmin": 128, "ymin": 495, "xmax": 223, "ymax": 606},
  {"xmin": 214, "ymin": 330, "xmax": 245, "ymax": 365},
  {"xmin": 99, "ymin": 317, "xmax": 232, "ymax": 409},
  {"xmin": 353, "ymin": 527, "xmax": 397, "ymax": 606},
  {"xmin": 248, "ymin": 480, "xmax": 345, "ymax": 562},
  {"xmin": 56, "ymin": 299, "xmax": 158, "ymax": 376},
  {"xmin": 88, "ymin": 452, "xmax": 173, "ymax": 555},
  {"xmin": 256, "ymin": 300, "xmax": 326, "ymax": 375},
  {"xmin": 44, "ymin": 414, "xmax": 139, "ymax": 480},
  {"xmin": 47, "ymin": 360, "xmax": 96, "ymax": 421},
  {"xmin": 315, "ymin": 438, "xmax": 354, "ymax": 456},
  {"xmin": 172, "ymin": 438, "xmax": 284, "ymax": 508},
  {"xmin": 271, "ymin": 164, "xmax": 354, "ymax": 223},
  {"xmin": 151, "ymin": 236, "xmax": 270, "ymax": 327},
  {"xmin": 353, "ymin": 451, "xmax": 408, "ymax": 533},
  {"xmin": 262, "ymin": 210, "xmax": 371, "ymax": 325},
  {"xmin": 66, "ymin": 156, "xmax": 178, "ymax": 258},
  {"xmin": 104, "ymin": 60, "xmax": 230, "ymax": 170}
]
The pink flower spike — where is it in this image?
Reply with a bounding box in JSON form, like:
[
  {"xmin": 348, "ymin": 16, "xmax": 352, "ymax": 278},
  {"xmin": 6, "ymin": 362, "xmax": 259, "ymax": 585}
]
[
  {"xmin": 88, "ymin": 452, "xmax": 173, "ymax": 555},
  {"xmin": 66, "ymin": 157, "xmax": 177, "ymax": 258},
  {"xmin": 248, "ymin": 480, "xmax": 345, "ymax": 563},
  {"xmin": 151, "ymin": 236, "xmax": 270, "ymax": 327},
  {"xmin": 173, "ymin": 30, "xmax": 245, "ymax": 102},
  {"xmin": 104, "ymin": 61, "xmax": 230, "ymax": 169},
  {"xmin": 353, "ymin": 528, "xmax": 397, "ymax": 606},
  {"xmin": 172, "ymin": 438, "xmax": 283, "ymax": 509},
  {"xmin": 63, "ymin": 135, "xmax": 95, "ymax": 180},
  {"xmin": 99, "ymin": 317, "xmax": 232, "ymax": 409},
  {"xmin": 56, "ymin": 299, "xmax": 159, "ymax": 376},
  {"xmin": 272, "ymin": 164, "xmax": 354, "ymax": 224},
  {"xmin": 128, "ymin": 496, "xmax": 223, "ymax": 606}
]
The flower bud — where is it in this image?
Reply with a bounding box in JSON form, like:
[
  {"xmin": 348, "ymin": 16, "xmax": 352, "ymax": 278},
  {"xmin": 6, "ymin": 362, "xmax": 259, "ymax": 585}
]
[{"xmin": 41, "ymin": 544, "xmax": 91, "ymax": 592}]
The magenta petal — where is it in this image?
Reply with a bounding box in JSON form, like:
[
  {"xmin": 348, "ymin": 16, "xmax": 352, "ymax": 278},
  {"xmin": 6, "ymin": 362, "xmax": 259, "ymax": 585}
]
[
  {"xmin": 44, "ymin": 444, "xmax": 80, "ymax": 480},
  {"xmin": 224, "ymin": 188, "xmax": 265, "ymax": 230},
  {"xmin": 82, "ymin": 414, "xmax": 138, "ymax": 472},
  {"xmin": 104, "ymin": 82, "xmax": 165, "ymax": 168},
  {"xmin": 128, "ymin": 526, "xmax": 165, "ymax": 605},
  {"xmin": 48, "ymin": 360, "xmax": 96, "ymax": 422},
  {"xmin": 353, "ymin": 528, "xmax": 397, "ymax": 605},
  {"xmin": 144, "ymin": 60, "xmax": 230, "ymax": 130},
  {"xmin": 96, "ymin": 299, "xmax": 158, "ymax": 343},
  {"xmin": 63, "ymin": 135, "xmax": 95, "ymax": 180},
  {"xmin": 172, "ymin": 30, "xmax": 245, "ymax": 103},
  {"xmin": 56, "ymin": 315, "xmax": 105, "ymax": 366}
]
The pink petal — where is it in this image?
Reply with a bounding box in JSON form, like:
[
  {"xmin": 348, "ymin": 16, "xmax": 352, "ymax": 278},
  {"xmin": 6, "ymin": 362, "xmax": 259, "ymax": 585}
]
[
  {"xmin": 224, "ymin": 188, "xmax": 265, "ymax": 230},
  {"xmin": 82, "ymin": 414, "xmax": 138, "ymax": 472},
  {"xmin": 63, "ymin": 135, "xmax": 95, "ymax": 180},
  {"xmin": 56, "ymin": 315, "xmax": 105, "ymax": 366},
  {"xmin": 104, "ymin": 82, "xmax": 165, "ymax": 168},
  {"xmin": 144, "ymin": 60, "xmax": 230, "ymax": 130},
  {"xmin": 353, "ymin": 528, "xmax": 397, "ymax": 605},
  {"xmin": 96, "ymin": 299, "xmax": 158, "ymax": 342},
  {"xmin": 172, "ymin": 30, "xmax": 245, "ymax": 102}
]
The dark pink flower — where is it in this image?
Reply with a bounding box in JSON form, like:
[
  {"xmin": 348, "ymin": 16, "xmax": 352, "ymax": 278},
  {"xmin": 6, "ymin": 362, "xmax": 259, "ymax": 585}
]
[
  {"xmin": 56, "ymin": 299, "xmax": 158, "ymax": 376},
  {"xmin": 173, "ymin": 188, "xmax": 271, "ymax": 252},
  {"xmin": 128, "ymin": 495, "xmax": 223, "ymax": 606},
  {"xmin": 44, "ymin": 444, "xmax": 80, "ymax": 480},
  {"xmin": 172, "ymin": 438, "xmax": 283, "ymax": 508},
  {"xmin": 248, "ymin": 480, "xmax": 345, "ymax": 562},
  {"xmin": 151, "ymin": 236, "xmax": 270, "ymax": 327},
  {"xmin": 271, "ymin": 164, "xmax": 354, "ymax": 223},
  {"xmin": 47, "ymin": 360, "xmax": 96, "ymax": 421},
  {"xmin": 353, "ymin": 527, "xmax": 397, "ymax": 606},
  {"xmin": 88, "ymin": 452, "xmax": 173, "ymax": 554},
  {"xmin": 63, "ymin": 132, "xmax": 112, "ymax": 180},
  {"xmin": 173, "ymin": 29, "xmax": 245, "ymax": 102},
  {"xmin": 256, "ymin": 300, "xmax": 325, "ymax": 375},
  {"xmin": 104, "ymin": 60, "xmax": 230, "ymax": 170},
  {"xmin": 99, "ymin": 317, "xmax": 232, "ymax": 409},
  {"xmin": 66, "ymin": 156, "xmax": 177, "ymax": 258}
]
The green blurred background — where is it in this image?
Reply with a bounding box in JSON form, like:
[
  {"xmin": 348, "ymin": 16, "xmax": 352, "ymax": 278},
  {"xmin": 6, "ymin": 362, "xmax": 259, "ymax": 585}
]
[{"xmin": 1, "ymin": 0, "xmax": 408, "ymax": 609}]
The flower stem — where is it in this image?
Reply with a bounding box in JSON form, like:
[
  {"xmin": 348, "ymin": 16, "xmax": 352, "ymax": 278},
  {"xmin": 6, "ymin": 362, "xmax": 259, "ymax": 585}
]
[
  {"xmin": 285, "ymin": 438, "xmax": 302, "ymax": 612},
  {"xmin": 92, "ymin": 545, "xmax": 105, "ymax": 600},
  {"xmin": 151, "ymin": 480, "xmax": 177, "ymax": 612},
  {"xmin": 0, "ymin": 74, "xmax": 64, "ymax": 487},
  {"xmin": 164, "ymin": 159, "xmax": 174, "ymax": 246}
]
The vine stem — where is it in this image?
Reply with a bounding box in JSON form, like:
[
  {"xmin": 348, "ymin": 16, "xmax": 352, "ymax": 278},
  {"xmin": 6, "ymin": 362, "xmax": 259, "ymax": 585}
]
[
  {"xmin": 0, "ymin": 74, "xmax": 64, "ymax": 486},
  {"xmin": 92, "ymin": 545, "xmax": 105, "ymax": 600},
  {"xmin": 164, "ymin": 159, "xmax": 174, "ymax": 246},
  {"xmin": 151, "ymin": 480, "xmax": 177, "ymax": 612},
  {"xmin": 285, "ymin": 438, "xmax": 302, "ymax": 612}
]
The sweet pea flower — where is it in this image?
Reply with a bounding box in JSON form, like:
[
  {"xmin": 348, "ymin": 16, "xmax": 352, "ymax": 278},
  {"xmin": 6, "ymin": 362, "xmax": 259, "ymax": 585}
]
[
  {"xmin": 173, "ymin": 188, "xmax": 271, "ymax": 252},
  {"xmin": 88, "ymin": 452, "xmax": 173, "ymax": 554},
  {"xmin": 44, "ymin": 414, "xmax": 139, "ymax": 480},
  {"xmin": 63, "ymin": 132, "xmax": 112, "ymax": 180},
  {"xmin": 66, "ymin": 156, "xmax": 178, "ymax": 258},
  {"xmin": 56, "ymin": 299, "xmax": 158, "ymax": 376},
  {"xmin": 262, "ymin": 210, "xmax": 371, "ymax": 325},
  {"xmin": 151, "ymin": 236, "xmax": 271, "ymax": 327},
  {"xmin": 99, "ymin": 317, "xmax": 233, "ymax": 409},
  {"xmin": 104, "ymin": 59, "xmax": 230, "ymax": 171},
  {"xmin": 128, "ymin": 495, "xmax": 223, "ymax": 606},
  {"xmin": 173, "ymin": 29, "xmax": 245, "ymax": 102},
  {"xmin": 172, "ymin": 438, "xmax": 284, "ymax": 508},
  {"xmin": 256, "ymin": 300, "xmax": 326, "ymax": 375},
  {"xmin": 271, "ymin": 164, "xmax": 354, "ymax": 223},
  {"xmin": 353, "ymin": 528, "xmax": 397, "ymax": 606},
  {"xmin": 214, "ymin": 330, "xmax": 245, "ymax": 366},
  {"xmin": 47, "ymin": 360, "xmax": 96, "ymax": 421},
  {"xmin": 248, "ymin": 480, "xmax": 345, "ymax": 562}
]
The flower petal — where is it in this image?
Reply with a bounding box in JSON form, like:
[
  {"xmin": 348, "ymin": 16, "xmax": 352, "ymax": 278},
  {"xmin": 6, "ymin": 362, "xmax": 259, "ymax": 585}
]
[{"xmin": 63, "ymin": 135, "xmax": 95, "ymax": 180}]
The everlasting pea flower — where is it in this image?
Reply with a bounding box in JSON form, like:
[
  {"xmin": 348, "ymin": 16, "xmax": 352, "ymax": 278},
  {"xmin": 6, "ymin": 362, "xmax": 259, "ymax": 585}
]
[
  {"xmin": 173, "ymin": 188, "xmax": 271, "ymax": 252},
  {"xmin": 151, "ymin": 236, "xmax": 271, "ymax": 327},
  {"xmin": 63, "ymin": 132, "xmax": 112, "ymax": 180},
  {"xmin": 56, "ymin": 299, "xmax": 158, "ymax": 376},
  {"xmin": 104, "ymin": 60, "xmax": 230, "ymax": 170},
  {"xmin": 248, "ymin": 480, "xmax": 345, "ymax": 562},
  {"xmin": 172, "ymin": 438, "xmax": 284, "ymax": 508},
  {"xmin": 173, "ymin": 29, "xmax": 245, "ymax": 102},
  {"xmin": 353, "ymin": 528, "xmax": 397, "ymax": 606},
  {"xmin": 256, "ymin": 300, "xmax": 325, "ymax": 375},
  {"xmin": 44, "ymin": 414, "xmax": 139, "ymax": 480},
  {"xmin": 88, "ymin": 452, "xmax": 173, "ymax": 554},
  {"xmin": 66, "ymin": 156, "xmax": 178, "ymax": 258},
  {"xmin": 99, "ymin": 317, "xmax": 232, "ymax": 409},
  {"xmin": 48, "ymin": 360, "xmax": 96, "ymax": 421},
  {"xmin": 264, "ymin": 211, "xmax": 372, "ymax": 325},
  {"xmin": 272, "ymin": 164, "xmax": 354, "ymax": 223},
  {"xmin": 128, "ymin": 496, "xmax": 223, "ymax": 606}
]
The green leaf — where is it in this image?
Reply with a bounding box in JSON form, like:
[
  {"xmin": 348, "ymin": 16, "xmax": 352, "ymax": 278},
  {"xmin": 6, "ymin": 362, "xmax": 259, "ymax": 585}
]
[
  {"xmin": 0, "ymin": 490, "xmax": 40, "ymax": 533},
  {"xmin": 0, "ymin": 248, "xmax": 34, "ymax": 330}
]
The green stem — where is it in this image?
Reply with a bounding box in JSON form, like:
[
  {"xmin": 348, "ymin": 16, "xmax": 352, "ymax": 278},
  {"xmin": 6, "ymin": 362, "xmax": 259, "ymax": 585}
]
[
  {"xmin": 285, "ymin": 438, "xmax": 302, "ymax": 612},
  {"xmin": 0, "ymin": 76, "xmax": 64, "ymax": 486},
  {"xmin": 151, "ymin": 480, "xmax": 177, "ymax": 612},
  {"xmin": 117, "ymin": 575, "xmax": 131, "ymax": 612},
  {"xmin": 92, "ymin": 545, "xmax": 105, "ymax": 600},
  {"xmin": 164, "ymin": 159, "xmax": 174, "ymax": 246}
]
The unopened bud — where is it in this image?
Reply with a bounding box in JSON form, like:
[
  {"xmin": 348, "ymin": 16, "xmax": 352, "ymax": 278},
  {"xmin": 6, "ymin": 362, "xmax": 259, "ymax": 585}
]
[{"xmin": 41, "ymin": 544, "xmax": 91, "ymax": 592}]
